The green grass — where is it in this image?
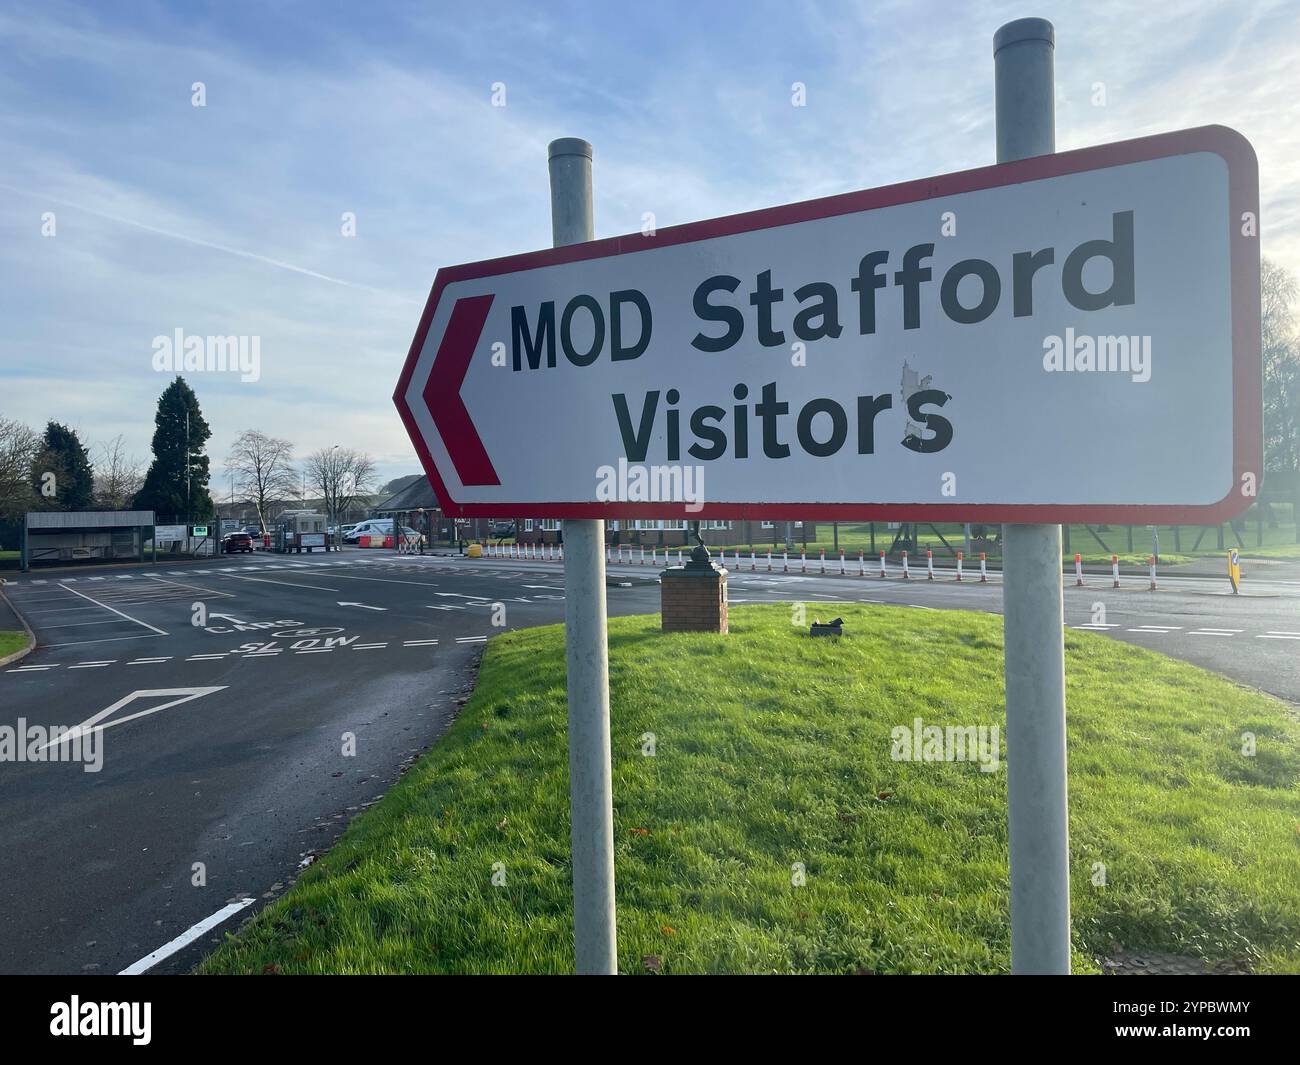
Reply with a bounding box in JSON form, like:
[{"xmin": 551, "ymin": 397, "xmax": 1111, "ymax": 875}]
[
  {"xmin": 200, "ymin": 604, "xmax": 1300, "ymax": 975},
  {"xmin": 0, "ymin": 630, "xmax": 28, "ymax": 658}
]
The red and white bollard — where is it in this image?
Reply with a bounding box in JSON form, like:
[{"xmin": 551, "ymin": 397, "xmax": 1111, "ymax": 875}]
[
  {"xmin": 1074, "ymin": 552, "xmax": 1084, "ymax": 586},
  {"xmin": 800, "ymin": 551, "xmax": 807, "ymax": 573},
  {"xmin": 819, "ymin": 549, "xmax": 826, "ymax": 574},
  {"xmin": 558, "ymin": 543, "xmax": 563, "ymax": 562},
  {"xmin": 678, "ymin": 548, "xmax": 684, "ymax": 565},
  {"xmin": 926, "ymin": 549, "xmax": 935, "ymax": 580},
  {"xmin": 879, "ymin": 551, "xmax": 887, "ymax": 578},
  {"xmin": 1148, "ymin": 554, "xmax": 1157, "ymax": 590},
  {"xmin": 901, "ymin": 550, "xmax": 910, "ymax": 579},
  {"xmin": 767, "ymin": 550, "xmax": 773, "ymax": 572},
  {"xmin": 651, "ymin": 546, "xmax": 658, "ymax": 567},
  {"xmin": 839, "ymin": 549, "xmax": 846, "ymax": 575},
  {"xmin": 956, "ymin": 550, "xmax": 963, "ymax": 581},
  {"xmin": 640, "ymin": 546, "xmax": 646, "ymax": 566},
  {"xmin": 751, "ymin": 551, "xmax": 757, "ymax": 572},
  {"xmin": 858, "ymin": 550, "xmax": 865, "ymax": 577},
  {"xmin": 1112, "ymin": 554, "xmax": 1120, "ymax": 588},
  {"xmin": 783, "ymin": 551, "xmax": 789, "ymax": 573},
  {"xmin": 979, "ymin": 552, "xmax": 988, "ymax": 583}
]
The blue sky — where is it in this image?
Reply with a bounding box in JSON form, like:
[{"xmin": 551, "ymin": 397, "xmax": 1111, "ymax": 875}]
[{"xmin": 1, "ymin": 0, "xmax": 1296, "ymax": 490}]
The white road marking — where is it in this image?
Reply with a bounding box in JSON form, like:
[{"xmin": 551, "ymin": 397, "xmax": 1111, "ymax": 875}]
[
  {"xmin": 119, "ymin": 898, "xmax": 255, "ymax": 975},
  {"xmin": 352, "ymin": 643, "xmax": 388, "ymax": 649},
  {"xmin": 456, "ymin": 636, "xmax": 488, "ymax": 643},
  {"xmin": 68, "ymin": 662, "xmax": 113, "ymax": 669},
  {"xmin": 7, "ymin": 664, "xmax": 53, "ymax": 671},
  {"xmin": 40, "ymin": 687, "xmax": 226, "ymax": 751},
  {"xmin": 402, "ymin": 639, "xmax": 439, "ymax": 646},
  {"xmin": 337, "ymin": 601, "xmax": 386, "ymax": 611},
  {"xmin": 1189, "ymin": 629, "xmax": 1241, "ymax": 636},
  {"xmin": 1258, "ymin": 633, "xmax": 1300, "ymax": 640},
  {"xmin": 128, "ymin": 657, "xmax": 173, "ymax": 664},
  {"xmin": 224, "ymin": 573, "xmax": 338, "ymax": 592},
  {"xmin": 42, "ymin": 632, "xmax": 168, "ymax": 650},
  {"xmin": 294, "ymin": 648, "xmax": 335, "ymax": 654},
  {"xmin": 56, "ymin": 582, "xmax": 168, "ymax": 636}
]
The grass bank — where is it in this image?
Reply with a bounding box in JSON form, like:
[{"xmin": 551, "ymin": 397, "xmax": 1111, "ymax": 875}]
[
  {"xmin": 201, "ymin": 604, "xmax": 1300, "ymax": 974},
  {"xmin": 0, "ymin": 631, "xmax": 27, "ymax": 658}
]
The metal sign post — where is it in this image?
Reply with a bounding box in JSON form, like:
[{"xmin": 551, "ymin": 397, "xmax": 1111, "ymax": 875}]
[
  {"xmin": 548, "ymin": 137, "xmax": 618, "ymax": 975},
  {"xmin": 995, "ymin": 17, "xmax": 1071, "ymax": 975}
]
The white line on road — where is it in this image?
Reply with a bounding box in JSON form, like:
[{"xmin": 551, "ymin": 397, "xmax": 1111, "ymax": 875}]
[
  {"xmin": 120, "ymin": 898, "xmax": 255, "ymax": 975},
  {"xmin": 57, "ymin": 582, "xmax": 168, "ymax": 636},
  {"xmin": 224, "ymin": 574, "xmax": 339, "ymax": 592}
]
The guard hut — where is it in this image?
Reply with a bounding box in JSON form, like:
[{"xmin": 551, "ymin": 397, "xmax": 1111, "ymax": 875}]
[{"xmin": 21, "ymin": 510, "xmax": 156, "ymax": 571}]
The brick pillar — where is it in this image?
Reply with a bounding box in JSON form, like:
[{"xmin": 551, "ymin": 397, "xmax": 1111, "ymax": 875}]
[{"xmin": 660, "ymin": 556, "xmax": 728, "ymax": 633}]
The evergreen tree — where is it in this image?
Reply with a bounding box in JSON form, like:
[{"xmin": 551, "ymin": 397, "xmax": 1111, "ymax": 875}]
[
  {"xmin": 30, "ymin": 421, "xmax": 94, "ymax": 510},
  {"xmin": 133, "ymin": 377, "xmax": 214, "ymax": 521}
]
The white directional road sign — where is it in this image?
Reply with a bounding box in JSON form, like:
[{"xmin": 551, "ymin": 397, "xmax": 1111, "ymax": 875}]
[{"xmin": 395, "ymin": 125, "xmax": 1259, "ymax": 522}]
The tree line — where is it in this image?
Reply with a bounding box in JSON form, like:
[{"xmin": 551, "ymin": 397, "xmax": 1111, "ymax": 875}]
[{"xmin": 0, "ymin": 376, "xmax": 380, "ymax": 532}]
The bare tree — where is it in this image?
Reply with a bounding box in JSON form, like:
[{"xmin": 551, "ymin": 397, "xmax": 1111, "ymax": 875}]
[
  {"xmin": 226, "ymin": 430, "xmax": 297, "ymax": 534},
  {"xmin": 304, "ymin": 446, "xmax": 376, "ymax": 547},
  {"xmin": 0, "ymin": 416, "xmax": 39, "ymax": 520},
  {"xmin": 1263, "ymin": 258, "xmax": 1300, "ymax": 475},
  {"xmin": 92, "ymin": 434, "xmax": 145, "ymax": 510}
]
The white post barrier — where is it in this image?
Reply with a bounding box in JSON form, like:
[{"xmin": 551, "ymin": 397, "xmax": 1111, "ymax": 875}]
[
  {"xmin": 901, "ymin": 550, "xmax": 909, "ymax": 579},
  {"xmin": 956, "ymin": 550, "xmax": 964, "ymax": 582},
  {"xmin": 926, "ymin": 549, "xmax": 935, "ymax": 581},
  {"xmin": 549, "ymin": 137, "xmax": 615, "ymax": 976},
  {"xmin": 767, "ymin": 550, "xmax": 773, "ymax": 572},
  {"xmin": 1074, "ymin": 553, "xmax": 1083, "ymax": 586},
  {"xmin": 639, "ymin": 546, "xmax": 645, "ymax": 566},
  {"xmin": 800, "ymin": 551, "xmax": 807, "ymax": 573},
  {"xmin": 783, "ymin": 551, "xmax": 789, "ymax": 572},
  {"xmin": 651, "ymin": 546, "xmax": 657, "ymax": 567},
  {"xmin": 879, "ymin": 551, "xmax": 887, "ymax": 578},
  {"xmin": 858, "ymin": 550, "xmax": 865, "ymax": 577},
  {"xmin": 677, "ymin": 548, "xmax": 684, "ymax": 565},
  {"xmin": 980, "ymin": 552, "xmax": 988, "ymax": 582},
  {"xmin": 751, "ymin": 551, "xmax": 757, "ymax": 572},
  {"xmin": 1112, "ymin": 554, "xmax": 1120, "ymax": 588},
  {"xmin": 819, "ymin": 548, "xmax": 826, "ymax": 574},
  {"xmin": 1148, "ymin": 554, "xmax": 1157, "ymax": 590},
  {"xmin": 839, "ymin": 549, "xmax": 846, "ymax": 575}
]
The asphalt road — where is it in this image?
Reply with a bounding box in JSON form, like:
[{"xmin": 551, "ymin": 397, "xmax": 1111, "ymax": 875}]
[{"xmin": 1, "ymin": 545, "xmax": 1297, "ymax": 975}]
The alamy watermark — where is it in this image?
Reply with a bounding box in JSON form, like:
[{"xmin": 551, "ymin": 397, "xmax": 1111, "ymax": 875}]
[
  {"xmin": 151, "ymin": 329, "xmax": 261, "ymax": 382},
  {"xmin": 595, "ymin": 456, "xmax": 705, "ymax": 512},
  {"xmin": 1, "ymin": 718, "xmax": 103, "ymax": 772},
  {"xmin": 890, "ymin": 716, "xmax": 1001, "ymax": 773}
]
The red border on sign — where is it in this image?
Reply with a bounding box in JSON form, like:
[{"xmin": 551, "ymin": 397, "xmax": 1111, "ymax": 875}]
[{"xmin": 394, "ymin": 125, "xmax": 1260, "ymax": 522}]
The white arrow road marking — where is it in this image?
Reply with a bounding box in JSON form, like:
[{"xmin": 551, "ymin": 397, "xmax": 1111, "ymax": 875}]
[
  {"xmin": 119, "ymin": 898, "xmax": 255, "ymax": 975},
  {"xmin": 207, "ymin": 613, "xmax": 246, "ymax": 624},
  {"xmin": 337, "ymin": 601, "xmax": 386, "ymax": 610},
  {"xmin": 38, "ymin": 687, "xmax": 227, "ymax": 751}
]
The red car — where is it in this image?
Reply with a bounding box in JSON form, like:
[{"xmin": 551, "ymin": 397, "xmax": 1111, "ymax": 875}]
[{"xmin": 221, "ymin": 532, "xmax": 253, "ymax": 554}]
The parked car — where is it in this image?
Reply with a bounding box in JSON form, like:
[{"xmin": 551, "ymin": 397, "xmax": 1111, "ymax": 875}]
[
  {"xmin": 491, "ymin": 521, "xmax": 516, "ymax": 538},
  {"xmin": 221, "ymin": 532, "xmax": 254, "ymax": 554}
]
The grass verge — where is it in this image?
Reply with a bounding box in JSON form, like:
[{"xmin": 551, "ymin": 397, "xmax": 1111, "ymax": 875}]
[
  {"xmin": 0, "ymin": 631, "xmax": 28, "ymax": 659},
  {"xmin": 200, "ymin": 603, "xmax": 1300, "ymax": 975}
]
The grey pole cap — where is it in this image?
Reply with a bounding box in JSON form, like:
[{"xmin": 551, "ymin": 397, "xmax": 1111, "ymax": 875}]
[
  {"xmin": 994, "ymin": 17, "xmax": 1055, "ymax": 54},
  {"xmin": 549, "ymin": 137, "xmax": 593, "ymax": 161}
]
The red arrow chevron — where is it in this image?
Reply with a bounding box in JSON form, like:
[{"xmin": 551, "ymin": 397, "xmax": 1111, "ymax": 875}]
[{"xmin": 424, "ymin": 294, "xmax": 500, "ymax": 486}]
